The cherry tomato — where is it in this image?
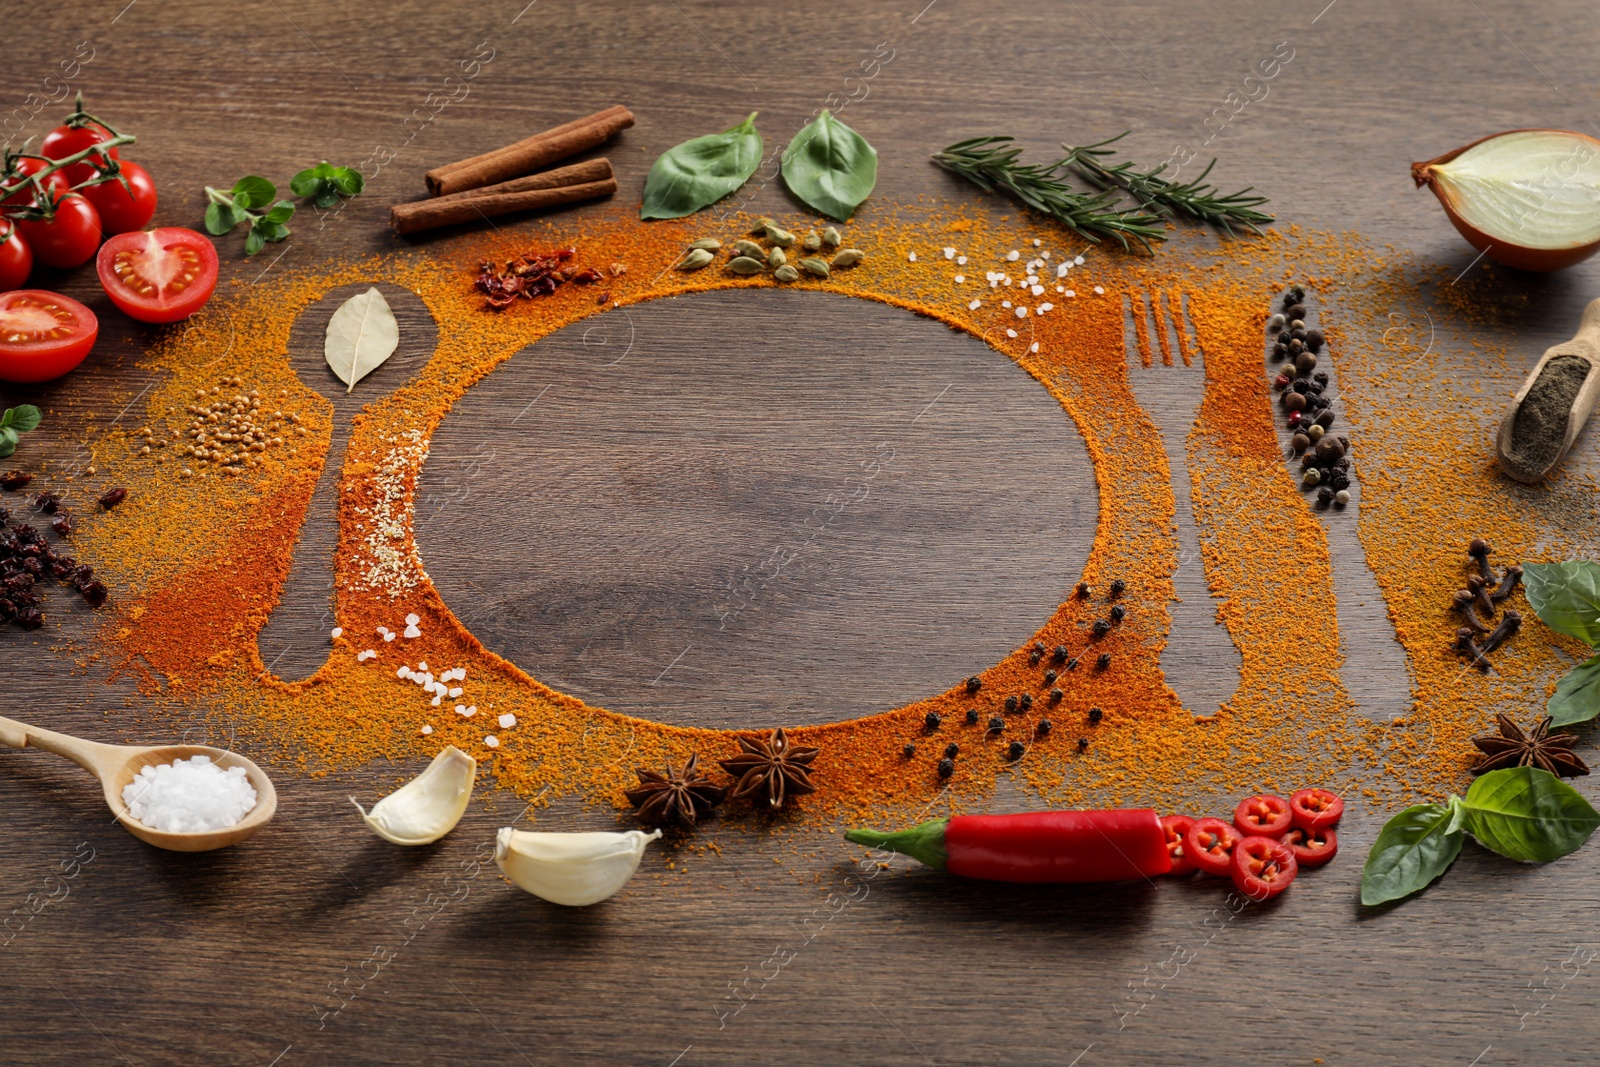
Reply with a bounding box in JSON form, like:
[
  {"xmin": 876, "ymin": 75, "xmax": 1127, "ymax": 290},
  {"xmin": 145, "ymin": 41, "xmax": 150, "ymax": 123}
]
[
  {"xmin": 96, "ymin": 228, "xmax": 218, "ymax": 324},
  {"xmin": 0, "ymin": 222, "xmax": 30, "ymax": 291},
  {"xmin": 1160, "ymin": 814, "xmax": 1197, "ymax": 876},
  {"xmin": 80, "ymin": 161, "xmax": 157, "ymax": 236},
  {"xmin": 0, "ymin": 156, "xmax": 71, "ymax": 210},
  {"xmin": 14, "ymin": 193, "xmax": 102, "ymax": 269},
  {"xmin": 41, "ymin": 121, "xmax": 120, "ymax": 186},
  {"xmin": 1289, "ymin": 788, "xmax": 1344, "ymax": 830},
  {"xmin": 1231, "ymin": 835, "xmax": 1298, "ymax": 901},
  {"xmin": 1281, "ymin": 826, "xmax": 1338, "ymax": 868},
  {"xmin": 0, "ymin": 289, "xmax": 98, "ymax": 383},
  {"xmin": 1234, "ymin": 794, "xmax": 1293, "ymax": 838},
  {"xmin": 1184, "ymin": 817, "xmax": 1243, "ymax": 877}
]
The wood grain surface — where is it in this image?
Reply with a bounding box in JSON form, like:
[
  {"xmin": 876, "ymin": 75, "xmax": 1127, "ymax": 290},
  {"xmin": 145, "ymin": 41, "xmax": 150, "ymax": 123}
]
[{"xmin": 4, "ymin": 2, "xmax": 1600, "ymax": 1065}]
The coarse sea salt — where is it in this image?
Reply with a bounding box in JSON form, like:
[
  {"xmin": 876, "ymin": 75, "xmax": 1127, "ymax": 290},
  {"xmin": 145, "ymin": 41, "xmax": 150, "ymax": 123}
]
[
  {"xmin": 484, "ymin": 735, "xmax": 499, "ymax": 748},
  {"xmin": 330, "ymin": 627, "xmax": 343, "ymax": 639},
  {"xmin": 498, "ymin": 713, "xmax": 517, "ymax": 729},
  {"xmin": 404, "ymin": 625, "xmax": 421, "ymax": 639},
  {"xmin": 122, "ymin": 755, "xmax": 257, "ymax": 833}
]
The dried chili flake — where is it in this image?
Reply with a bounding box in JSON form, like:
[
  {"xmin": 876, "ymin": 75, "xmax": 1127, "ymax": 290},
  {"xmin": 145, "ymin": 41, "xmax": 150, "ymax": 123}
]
[{"xmin": 474, "ymin": 247, "xmax": 592, "ymax": 310}]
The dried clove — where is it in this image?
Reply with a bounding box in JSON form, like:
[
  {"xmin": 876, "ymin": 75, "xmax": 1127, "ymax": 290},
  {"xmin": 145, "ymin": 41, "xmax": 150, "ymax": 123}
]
[
  {"xmin": 1491, "ymin": 565, "xmax": 1523, "ymax": 604},
  {"xmin": 1452, "ymin": 590, "xmax": 1492, "ymax": 634},
  {"xmin": 1467, "ymin": 538, "xmax": 1493, "ymax": 582},
  {"xmin": 1481, "ymin": 609, "xmax": 1523, "ymax": 656}
]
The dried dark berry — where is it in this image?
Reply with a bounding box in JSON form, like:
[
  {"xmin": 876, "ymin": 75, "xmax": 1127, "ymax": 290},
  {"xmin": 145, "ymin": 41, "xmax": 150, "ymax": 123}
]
[
  {"xmin": 1003, "ymin": 695, "xmax": 1019, "ymax": 713},
  {"xmin": 98, "ymin": 487, "xmax": 128, "ymax": 510},
  {"xmin": 81, "ymin": 580, "xmax": 108, "ymax": 608},
  {"xmin": 1036, "ymin": 719, "xmax": 1052, "ymax": 737},
  {"xmin": 1044, "ymin": 669, "xmax": 1057, "ymax": 685},
  {"xmin": 1029, "ymin": 648, "xmax": 1042, "ymax": 666},
  {"xmin": 1088, "ymin": 706, "xmax": 1104, "ymax": 724},
  {"xmin": 987, "ymin": 716, "xmax": 1004, "ymax": 732},
  {"xmin": 944, "ymin": 742, "xmax": 959, "ymax": 759},
  {"xmin": 1065, "ymin": 657, "xmax": 1079, "ymax": 671},
  {"xmin": 1019, "ymin": 693, "xmax": 1033, "ymax": 711},
  {"xmin": 1305, "ymin": 329, "xmax": 1325, "ymax": 353},
  {"xmin": 48, "ymin": 555, "xmax": 74, "ymax": 580},
  {"xmin": 1096, "ymin": 652, "xmax": 1111, "ymax": 670},
  {"xmin": 925, "ymin": 711, "xmax": 942, "ymax": 730},
  {"xmin": 1109, "ymin": 605, "xmax": 1126, "ymax": 623},
  {"xmin": 1092, "ymin": 619, "xmax": 1111, "ymax": 638},
  {"xmin": 1316, "ymin": 486, "xmax": 1334, "ymax": 507},
  {"xmin": 1331, "ymin": 473, "xmax": 1350, "ymax": 491},
  {"xmin": 1034, "ymin": 640, "xmax": 1045, "ymax": 653},
  {"xmin": 1285, "ymin": 302, "xmax": 1306, "ymax": 320},
  {"xmin": 966, "ymin": 675, "xmax": 982, "ymax": 694},
  {"xmin": 1052, "ymin": 644, "xmax": 1068, "ymax": 664},
  {"xmin": 15, "ymin": 605, "xmax": 43, "ymax": 629},
  {"xmin": 1049, "ymin": 687, "xmax": 1063, "ymax": 702},
  {"xmin": 33, "ymin": 491, "xmax": 61, "ymax": 514},
  {"xmin": 71, "ymin": 564, "xmax": 94, "ymax": 588},
  {"xmin": 903, "ymin": 742, "xmax": 917, "ymax": 758},
  {"xmin": 937, "ymin": 757, "xmax": 954, "ymax": 778},
  {"xmin": 965, "ymin": 708, "xmax": 979, "ymax": 725},
  {"xmin": 1313, "ymin": 371, "xmax": 1329, "ymax": 386},
  {"xmin": 50, "ymin": 514, "xmax": 72, "ymax": 537},
  {"xmin": 0, "ymin": 470, "xmax": 32, "ymax": 492},
  {"xmin": 1007, "ymin": 740, "xmax": 1025, "ymax": 761},
  {"xmin": 1109, "ymin": 579, "xmax": 1126, "ymax": 599},
  {"xmin": 0, "ymin": 505, "xmax": 9, "ymax": 524},
  {"xmin": 1077, "ymin": 736, "xmax": 1090, "ymax": 752}
]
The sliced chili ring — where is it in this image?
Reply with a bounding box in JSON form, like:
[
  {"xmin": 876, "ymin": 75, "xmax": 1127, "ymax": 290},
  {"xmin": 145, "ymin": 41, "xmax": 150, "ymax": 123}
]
[
  {"xmin": 1233, "ymin": 793, "xmax": 1293, "ymax": 837},
  {"xmin": 1160, "ymin": 814, "xmax": 1197, "ymax": 876},
  {"xmin": 1231, "ymin": 834, "xmax": 1298, "ymax": 901},
  {"xmin": 1183, "ymin": 817, "xmax": 1242, "ymax": 877},
  {"xmin": 1289, "ymin": 787, "xmax": 1344, "ymax": 830},
  {"xmin": 1281, "ymin": 826, "xmax": 1338, "ymax": 867}
]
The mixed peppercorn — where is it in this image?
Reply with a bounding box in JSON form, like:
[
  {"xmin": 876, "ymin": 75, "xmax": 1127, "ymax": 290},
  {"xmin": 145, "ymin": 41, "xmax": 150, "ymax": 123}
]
[
  {"xmin": 0, "ymin": 471, "xmax": 114, "ymax": 628},
  {"xmin": 1268, "ymin": 286, "xmax": 1354, "ymax": 509}
]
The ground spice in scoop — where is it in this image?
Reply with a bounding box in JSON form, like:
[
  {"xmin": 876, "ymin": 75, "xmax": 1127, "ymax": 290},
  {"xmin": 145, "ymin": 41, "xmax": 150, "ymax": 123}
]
[{"xmin": 1506, "ymin": 354, "xmax": 1592, "ymax": 475}]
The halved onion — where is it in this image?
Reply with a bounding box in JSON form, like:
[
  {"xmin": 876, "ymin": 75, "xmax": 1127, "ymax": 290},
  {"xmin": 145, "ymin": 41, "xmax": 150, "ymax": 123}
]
[{"xmin": 1412, "ymin": 129, "xmax": 1600, "ymax": 271}]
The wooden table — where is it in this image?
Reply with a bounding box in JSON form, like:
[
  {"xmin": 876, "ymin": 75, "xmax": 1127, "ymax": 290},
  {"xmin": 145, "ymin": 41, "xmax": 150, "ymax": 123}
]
[{"xmin": 4, "ymin": 2, "xmax": 1600, "ymax": 1063}]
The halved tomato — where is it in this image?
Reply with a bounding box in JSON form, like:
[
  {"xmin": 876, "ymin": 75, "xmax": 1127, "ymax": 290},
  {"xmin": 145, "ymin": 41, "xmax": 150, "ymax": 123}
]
[
  {"xmin": 96, "ymin": 228, "xmax": 218, "ymax": 323},
  {"xmin": 0, "ymin": 289, "xmax": 98, "ymax": 382}
]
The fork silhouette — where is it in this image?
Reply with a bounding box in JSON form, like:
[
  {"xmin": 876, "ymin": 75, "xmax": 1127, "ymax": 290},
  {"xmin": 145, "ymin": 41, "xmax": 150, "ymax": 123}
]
[{"xmin": 1122, "ymin": 289, "xmax": 1241, "ymax": 716}]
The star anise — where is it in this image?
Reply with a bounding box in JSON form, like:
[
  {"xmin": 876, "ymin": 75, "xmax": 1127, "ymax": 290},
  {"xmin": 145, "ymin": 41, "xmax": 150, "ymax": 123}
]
[
  {"xmin": 1472, "ymin": 713, "xmax": 1589, "ymax": 778},
  {"xmin": 719, "ymin": 728, "xmax": 820, "ymax": 809},
  {"xmin": 624, "ymin": 753, "xmax": 726, "ymax": 827}
]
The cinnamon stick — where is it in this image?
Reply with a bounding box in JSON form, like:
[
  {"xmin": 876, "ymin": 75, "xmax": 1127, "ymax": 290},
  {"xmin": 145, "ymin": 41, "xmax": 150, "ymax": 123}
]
[
  {"xmin": 424, "ymin": 105, "xmax": 634, "ymax": 196},
  {"xmin": 428, "ymin": 158, "xmax": 613, "ymax": 204},
  {"xmin": 390, "ymin": 178, "xmax": 618, "ymax": 236}
]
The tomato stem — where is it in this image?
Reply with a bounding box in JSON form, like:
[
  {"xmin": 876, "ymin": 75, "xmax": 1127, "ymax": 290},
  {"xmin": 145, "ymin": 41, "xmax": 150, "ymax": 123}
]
[{"xmin": 0, "ymin": 132, "xmax": 138, "ymax": 222}]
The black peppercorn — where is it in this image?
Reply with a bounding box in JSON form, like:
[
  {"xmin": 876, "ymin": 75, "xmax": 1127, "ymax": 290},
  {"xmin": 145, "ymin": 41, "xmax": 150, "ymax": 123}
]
[
  {"xmin": 965, "ymin": 708, "xmax": 979, "ymax": 725},
  {"xmin": 1109, "ymin": 578, "xmax": 1125, "ymax": 598},
  {"xmin": 1096, "ymin": 652, "xmax": 1111, "ymax": 670},
  {"xmin": 1029, "ymin": 648, "xmax": 1042, "ymax": 665},
  {"xmin": 1066, "ymin": 657, "xmax": 1079, "ymax": 671},
  {"xmin": 903, "ymin": 742, "xmax": 917, "ymax": 758},
  {"xmin": 925, "ymin": 710, "xmax": 942, "ymax": 730},
  {"xmin": 966, "ymin": 675, "xmax": 982, "ymax": 694},
  {"xmin": 1331, "ymin": 473, "xmax": 1350, "ymax": 491},
  {"xmin": 1284, "ymin": 286, "xmax": 1305, "ymax": 306},
  {"xmin": 1052, "ymin": 644, "xmax": 1068, "ymax": 663},
  {"xmin": 1110, "ymin": 605, "xmax": 1126, "ymax": 622},
  {"xmin": 1049, "ymin": 687, "xmax": 1063, "ymax": 702},
  {"xmin": 1285, "ymin": 302, "xmax": 1306, "ymax": 320},
  {"xmin": 1088, "ymin": 706, "xmax": 1104, "ymax": 724},
  {"xmin": 1092, "ymin": 619, "xmax": 1110, "ymax": 638},
  {"xmin": 937, "ymin": 757, "xmax": 954, "ymax": 778},
  {"xmin": 1271, "ymin": 343, "xmax": 1288, "ymax": 361},
  {"xmin": 1007, "ymin": 740, "xmax": 1025, "ymax": 761},
  {"xmin": 944, "ymin": 742, "xmax": 959, "ymax": 759},
  {"xmin": 1077, "ymin": 737, "xmax": 1090, "ymax": 752},
  {"xmin": 1037, "ymin": 719, "xmax": 1053, "ymax": 736},
  {"xmin": 1313, "ymin": 371, "xmax": 1329, "ymax": 385},
  {"xmin": 1004, "ymin": 695, "xmax": 1018, "ymax": 713},
  {"xmin": 1019, "ymin": 693, "xmax": 1033, "ymax": 711},
  {"xmin": 1316, "ymin": 486, "xmax": 1334, "ymax": 508},
  {"xmin": 987, "ymin": 716, "xmax": 1004, "ymax": 732},
  {"xmin": 1044, "ymin": 669, "xmax": 1057, "ymax": 685}
]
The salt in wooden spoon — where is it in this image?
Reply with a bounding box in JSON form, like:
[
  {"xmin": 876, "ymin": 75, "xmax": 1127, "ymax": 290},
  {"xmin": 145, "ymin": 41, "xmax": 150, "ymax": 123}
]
[
  {"xmin": 0, "ymin": 714, "xmax": 277, "ymax": 852},
  {"xmin": 1496, "ymin": 296, "xmax": 1600, "ymax": 482}
]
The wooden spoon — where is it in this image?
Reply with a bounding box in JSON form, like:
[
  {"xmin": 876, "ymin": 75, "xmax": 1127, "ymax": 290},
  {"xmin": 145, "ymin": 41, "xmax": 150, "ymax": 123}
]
[
  {"xmin": 0, "ymin": 715, "xmax": 277, "ymax": 852},
  {"xmin": 1496, "ymin": 296, "xmax": 1600, "ymax": 482}
]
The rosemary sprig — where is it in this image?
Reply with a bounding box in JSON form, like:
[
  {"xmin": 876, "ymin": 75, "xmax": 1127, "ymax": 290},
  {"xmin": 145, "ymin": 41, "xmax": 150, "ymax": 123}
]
[
  {"xmin": 932, "ymin": 136, "xmax": 1167, "ymax": 253},
  {"xmin": 1060, "ymin": 131, "xmax": 1274, "ymax": 237}
]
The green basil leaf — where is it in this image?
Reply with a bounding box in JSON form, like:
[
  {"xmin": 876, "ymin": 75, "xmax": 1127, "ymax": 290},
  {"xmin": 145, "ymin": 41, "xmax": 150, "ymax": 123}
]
[
  {"xmin": 244, "ymin": 226, "xmax": 266, "ymax": 255},
  {"xmin": 1549, "ymin": 653, "xmax": 1600, "ymax": 726},
  {"xmin": 1360, "ymin": 802, "xmax": 1464, "ymax": 906},
  {"xmin": 5, "ymin": 404, "xmax": 41, "ymax": 433},
  {"xmin": 231, "ymin": 175, "xmax": 276, "ymax": 211},
  {"xmin": 264, "ymin": 200, "xmax": 296, "ymax": 225},
  {"xmin": 1462, "ymin": 766, "xmax": 1600, "ymax": 862},
  {"xmin": 204, "ymin": 201, "xmax": 238, "ymax": 235},
  {"xmin": 641, "ymin": 112, "xmax": 763, "ymax": 220},
  {"xmin": 1523, "ymin": 561, "xmax": 1600, "ymax": 647},
  {"xmin": 780, "ymin": 109, "xmax": 878, "ymax": 221}
]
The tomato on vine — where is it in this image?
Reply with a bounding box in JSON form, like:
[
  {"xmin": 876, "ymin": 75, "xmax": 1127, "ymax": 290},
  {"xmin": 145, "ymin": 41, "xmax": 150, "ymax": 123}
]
[
  {"xmin": 41, "ymin": 113, "xmax": 121, "ymax": 186},
  {"xmin": 81, "ymin": 161, "xmax": 158, "ymax": 236},
  {"xmin": 14, "ymin": 192, "xmax": 101, "ymax": 269},
  {"xmin": 0, "ymin": 221, "xmax": 31, "ymax": 291},
  {"xmin": 0, "ymin": 156, "xmax": 70, "ymax": 210}
]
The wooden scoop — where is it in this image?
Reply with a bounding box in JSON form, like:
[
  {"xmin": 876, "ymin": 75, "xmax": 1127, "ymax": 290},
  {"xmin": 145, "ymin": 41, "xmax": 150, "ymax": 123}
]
[
  {"xmin": 0, "ymin": 715, "xmax": 277, "ymax": 852},
  {"xmin": 1496, "ymin": 297, "xmax": 1600, "ymax": 482}
]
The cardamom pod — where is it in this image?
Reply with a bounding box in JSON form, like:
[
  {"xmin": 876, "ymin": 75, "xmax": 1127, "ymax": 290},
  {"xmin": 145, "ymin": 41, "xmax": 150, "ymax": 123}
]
[
  {"xmin": 766, "ymin": 226, "xmax": 796, "ymax": 248},
  {"xmin": 831, "ymin": 249, "xmax": 865, "ymax": 268},
  {"xmin": 822, "ymin": 226, "xmax": 842, "ymax": 248},
  {"xmin": 688, "ymin": 238, "xmax": 722, "ymax": 251},
  {"xmin": 774, "ymin": 264, "xmax": 800, "ymax": 282},
  {"xmin": 732, "ymin": 239, "xmax": 764, "ymax": 258},
  {"xmin": 799, "ymin": 257, "xmax": 830, "ymax": 278},
  {"xmin": 728, "ymin": 256, "xmax": 766, "ymax": 275},
  {"xmin": 678, "ymin": 248, "xmax": 715, "ymax": 270},
  {"xmin": 752, "ymin": 217, "xmax": 776, "ymax": 235},
  {"xmin": 802, "ymin": 230, "xmax": 822, "ymax": 251},
  {"xmin": 768, "ymin": 247, "xmax": 786, "ymax": 268}
]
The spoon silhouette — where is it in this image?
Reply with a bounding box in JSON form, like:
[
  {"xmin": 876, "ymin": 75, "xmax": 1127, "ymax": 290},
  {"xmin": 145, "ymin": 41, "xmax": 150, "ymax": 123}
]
[{"xmin": 0, "ymin": 714, "xmax": 277, "ymax": 852}]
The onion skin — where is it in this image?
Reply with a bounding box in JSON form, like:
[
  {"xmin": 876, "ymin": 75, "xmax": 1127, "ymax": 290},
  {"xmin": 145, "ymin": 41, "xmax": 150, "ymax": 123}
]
[{"xmin": 1412, "ymin": 128, "xmax": 1600, "ymax": 272}]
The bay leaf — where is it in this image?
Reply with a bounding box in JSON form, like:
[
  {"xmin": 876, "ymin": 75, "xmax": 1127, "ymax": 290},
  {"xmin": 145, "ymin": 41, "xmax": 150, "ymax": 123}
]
[{"xmin": 324, "ymin": 287, "xmax": 399, "ymax": 393}]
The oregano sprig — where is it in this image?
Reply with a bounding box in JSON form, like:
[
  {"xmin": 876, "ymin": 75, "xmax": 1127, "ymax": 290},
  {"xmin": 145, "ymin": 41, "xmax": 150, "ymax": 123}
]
[
  {"xmin": 1061, "ymin": 131, "xmax": 1274, "ymax": 237},
  {"xmin": 0, "ymin": 405, "xmax": 42, "ymax": 459},
  {"xmin": 290, "ymin": 161, "xmax": 365, "ymax": 209},
  {"xmin": 204, "ymin": 176, "xmax": 294, "ymax": 255}
]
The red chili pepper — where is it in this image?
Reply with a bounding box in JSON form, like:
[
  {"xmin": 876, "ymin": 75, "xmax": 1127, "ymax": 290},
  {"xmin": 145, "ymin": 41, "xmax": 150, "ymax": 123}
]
[{"xmin": 844, "ymin": 808, "xmax": 1172, "ymax": 883}]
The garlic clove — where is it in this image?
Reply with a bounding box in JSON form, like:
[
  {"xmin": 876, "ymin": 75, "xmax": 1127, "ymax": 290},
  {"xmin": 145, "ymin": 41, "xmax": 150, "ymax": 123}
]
[
  {"xmin": 494, "ymin": 827, "xmax": 661, "ymax": 906},
  {"xmin": 352, "ymin": 746, "xmax": 477, "ymax": 845},
  {"xmin": 1412, "ymin": 129, "xmax": 1600, "ymax": 271}
]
